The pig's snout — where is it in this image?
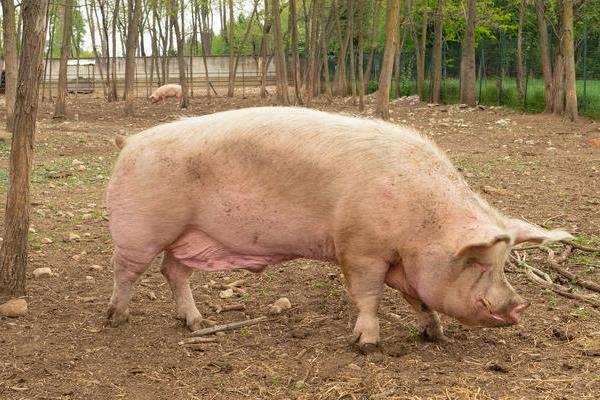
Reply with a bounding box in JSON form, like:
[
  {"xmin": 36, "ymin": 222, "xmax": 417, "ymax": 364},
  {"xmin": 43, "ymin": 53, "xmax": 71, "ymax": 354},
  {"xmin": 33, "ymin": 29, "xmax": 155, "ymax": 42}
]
[{"xmin": 506, "ymin": 301, "xmax": 530, "ymax": 324}]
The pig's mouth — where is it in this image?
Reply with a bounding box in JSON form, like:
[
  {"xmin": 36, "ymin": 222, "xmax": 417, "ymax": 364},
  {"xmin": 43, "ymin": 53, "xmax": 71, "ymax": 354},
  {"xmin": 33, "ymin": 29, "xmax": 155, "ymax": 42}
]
[{"xmin": 477, "ymin": 297, "xmax": 509, "ymax": 325}]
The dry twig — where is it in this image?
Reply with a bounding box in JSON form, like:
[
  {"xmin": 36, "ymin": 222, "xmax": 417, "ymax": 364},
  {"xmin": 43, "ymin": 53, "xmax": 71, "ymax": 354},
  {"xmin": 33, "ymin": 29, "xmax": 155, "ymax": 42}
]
[{"xmin": 189, "ymin": 316, "xmax": 267, "ymax": 337}]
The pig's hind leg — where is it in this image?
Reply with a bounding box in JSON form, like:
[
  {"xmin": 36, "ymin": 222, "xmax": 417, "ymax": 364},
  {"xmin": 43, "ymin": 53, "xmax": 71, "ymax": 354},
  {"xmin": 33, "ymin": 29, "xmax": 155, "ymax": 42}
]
[
  {"xmin": 161, "ymin": 252, "xmax": 203, "ymax": 331},
  {"xmin": 107, "ymin": 249, "xmax": 154, "ymax": 327}
]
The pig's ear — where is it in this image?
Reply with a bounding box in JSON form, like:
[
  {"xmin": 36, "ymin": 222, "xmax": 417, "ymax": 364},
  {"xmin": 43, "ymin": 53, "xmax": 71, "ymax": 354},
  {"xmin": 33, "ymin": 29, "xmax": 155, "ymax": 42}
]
[
  {"xmin": 506, "ymin": 218, "xmax": 574, "ymax": 245},
  {"xmin": 454, "ymin": 231, "xmax": 511, "ymax": 259}
]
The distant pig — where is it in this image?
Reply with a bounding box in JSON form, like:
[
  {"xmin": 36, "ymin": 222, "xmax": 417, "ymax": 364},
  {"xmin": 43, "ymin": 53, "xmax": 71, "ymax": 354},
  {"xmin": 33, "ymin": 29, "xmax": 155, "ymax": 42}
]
[
  {"xmin": 148, "ymin": 83, "xmax": 182, "ymax": 104},
  {"xmin": 106, "ymin": 107, "xmax": 572, "ymax": 352}
]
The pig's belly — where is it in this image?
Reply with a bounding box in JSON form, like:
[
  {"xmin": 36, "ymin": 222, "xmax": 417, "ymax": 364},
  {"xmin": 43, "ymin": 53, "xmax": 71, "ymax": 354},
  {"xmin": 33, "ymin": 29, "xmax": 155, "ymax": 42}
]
[{"xmin": 166, "ymin": 228, "xmax": 334, "ymax": 273}]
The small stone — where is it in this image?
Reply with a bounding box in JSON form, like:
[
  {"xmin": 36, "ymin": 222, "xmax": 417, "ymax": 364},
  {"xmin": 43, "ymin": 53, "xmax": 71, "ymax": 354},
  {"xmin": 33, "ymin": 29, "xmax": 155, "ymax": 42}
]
[
  {"xmin": 41, "ymin": 237, "xmax": 53, "ymax": 244},
  {"xmin": 89, "ymin": 265, "xmax": 103, "ymax": 271},
  {"xmin": 85, "ymin": 276, "xmax": 96, "ymax": 284},
  {"xmin": 215, "ymin": 331, "xmax": 226, "ymax": 337},
  {"xmin": 219, "ymin": 288, "xmax": 234, "ymax": 299},
  {"xmin": 68, "ymin": 233, "xmax": 81, "ymax": 241},
  {"xmin": 65, "ymin": 211, "xmax": 75, "ymax": 218},
  {"xmin": 347, "ymin": 363, "xmax": 362, "ymax": 371},
  {"xmin": 273, "ymin": 297, "xmax": 292, "ymax": 310},
  {"xmin": 28, "ymin": 227, "xmax": 36, "ymax": 234},
  {"xmin": 0, "ymin": 299, "xmax": 28, "ymax": 317},
  {"xmin": 33, "ymin": 267, "xmax": 53, "ymax": 278},
  {"xmin": 72, "ymin": 255, "xmax": 81, "ymax": 261},
  {"xmin": 77, "ymin": 165, "xmax": 86, "ymax": 171},
  {"xmin": 495, "ymin": 119, "xmax": 511, "ymax": 126},
  {"xmin": 269, "ymin": 305, "xmax": 283, "ymax": 315},
  {"xmin": 71, "ymin": 159, "xmax": 84, "ymax": 166},
  {"xmin": 147, "ymin": 291, "xmax": 157, "ymax": 300},
  {"xmin": 83, "ymin": 233, "xmax": 91, "ymax": 238}
]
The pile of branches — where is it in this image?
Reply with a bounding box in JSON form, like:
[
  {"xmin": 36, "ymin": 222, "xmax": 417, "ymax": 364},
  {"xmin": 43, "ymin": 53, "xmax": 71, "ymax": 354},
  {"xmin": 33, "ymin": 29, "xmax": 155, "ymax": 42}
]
[{"xmin": 510, "ymin": 241, "xmax": 600, "ymax": 307}]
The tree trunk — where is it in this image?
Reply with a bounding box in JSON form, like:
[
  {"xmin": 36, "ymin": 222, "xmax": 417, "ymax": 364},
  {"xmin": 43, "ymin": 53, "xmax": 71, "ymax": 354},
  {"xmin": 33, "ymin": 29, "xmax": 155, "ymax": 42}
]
[
  {"xmin": 562, "ymin": 0, "xmax": 576, "ymax": 121},
  {"xmin": 459, "ymin": 0, "xmax": 476, "ymax": 106},
  {"xmin": 123, "ymin": 0, "xmax": 142, "ymax": 115},
  {"xmin": 515, "ymin": 0, "xmax": 525, "ymax": 102},
  {"xmin": 357, "ymin": 0, "xmax": 365, "ymax": 111},
  {"xmin": 230, "ymin": 1, "xmax": 260, "ymax": 99},
  {"xmin": 53, "ymin": 0, "xmax": 73, "ymax": 119},
  {"xmin": 171, "ymin": 0, "xmax": 189, "ymax": 108},
  {"xmin": 110, "ymin": 0, "xmax": 121, "ymax": 101},
  {"xmin": 271, "ymin": 0, "xmax": 289, "ymax": 104},
  {"xmin": 364, "ymin": 0, "xmax": 381, "ymax": 87},
  {"xmin": 227, "ymin": 0, "xmax": 235, "ymax": 97},
  {"xmin": 1, "ymin": 0, "xmax": 18, "ymax": 131},
  {"xmin": 535, "ymin": 0, "xmax": 553, "ymax": 113},
  {"xmin": 430, "ymin": 0, "xmax": 444, "ymax": 103},
  {"xmin": 289, "ymin": 0, "xmax": 303, "ymax": 104},
  {"xmin": 413, "ymin": 8, "xmax": 429, "ymax": 100},
  {"xmin": 259, "ymin": 0, "xmax": 271, "ymax": 99},
  {"xmin": 375, "ymin": 0, "xmax": 401, "ymax": 120},
  {"xmin": 304, "ymin": 0, "xmax": 319, "ymax": 105},
  {"xmin": 0, "ymin": 0, "xmax": 49, "ymax": 298},
  {"xmin": 333, "ymin": 1, "xmax": 351, "ymax": 96},
  {"xmin": 320, "ymin": 7, "xmax": 333, "ymax": 100},
  {"xmin": 348, "ymin": 0, "xmax": 356, "ymax": 104}
]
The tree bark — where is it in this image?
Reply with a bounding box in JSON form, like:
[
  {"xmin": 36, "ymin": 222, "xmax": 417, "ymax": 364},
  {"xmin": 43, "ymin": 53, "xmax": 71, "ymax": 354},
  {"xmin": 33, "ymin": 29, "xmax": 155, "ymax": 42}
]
[
  {"xmin": 0, "ymin": 0, "xmax": 49, "ymax": 298},
  {"xmin": 271, "ymin": 0, "xmax": 289, "ymax": 104},
  {"xmin": 53, "ymin": 0, "xmax": 73, "ymax": 119},
  {"xmin": 459, "ymin": 0, "xmax": 476, "ymax": 106},
  {"xmin": 304, "ymin": 0, "xmax": 319, "ymax": 105},
  {"xmin": 412, "ymin": 6, "xmax": 429, "ymax": 100},
  {"xmin": 515, "ymin": 0, "xmax": 525, "ymax": 102},
  {"xmin": 259, "ymin": 0, "xmax": 271, "ymax": 99},
  {"xmin": 364, "ymin": 0, "xmax": 381, "ymax": 87},
  {"xmin": 171, "ymin": 0, "xmax": 189, "ymax": 108},
  {"xmin": 535, "ymin": 0, "xmax": 554, "ymax": 113},
  {"xmin": 227, "ymin": 0, "xmax": 235, "ymax": 97},
  {"xmin": 1, "ymin": 0, "xmax": 18, "ymax": 131},
  {"xmin": 289, "ymin": 0, "xmax": 303, "ymax": 104},
  {"xmin": 348, "ymin": 0, "xmax": 356, "ymax": 105},
  {"xmin": 357, "ymin": 0, "xmax": 365, "ymax": 111},
  {"xmin": 124, "ymin": 0, "xmax": 142, "ymax": 115},
  {"xmin": 375, "ymin": 0, "xmax": 401, "ymax": 120},
  {"xmin": 430, "ymin": 0, "xmax": 445, "ymax": 103},
  {"xmin": 562, "ymin": 0, "xmax": 576, "ymax": 121}
]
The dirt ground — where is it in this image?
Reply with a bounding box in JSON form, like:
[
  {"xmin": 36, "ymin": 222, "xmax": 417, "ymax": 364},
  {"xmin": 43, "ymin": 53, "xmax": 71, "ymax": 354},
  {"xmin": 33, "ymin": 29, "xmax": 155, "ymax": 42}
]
[{"xmin": 0, "ymin": 91, "xmax": 599, "ymax": 400}]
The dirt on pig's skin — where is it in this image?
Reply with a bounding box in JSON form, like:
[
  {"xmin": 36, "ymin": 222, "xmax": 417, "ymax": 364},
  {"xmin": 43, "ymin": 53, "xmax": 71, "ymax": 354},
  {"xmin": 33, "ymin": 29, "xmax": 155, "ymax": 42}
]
[{"xmin": 0, "ymin": 91, "xmax": 599, "ymax": 399}]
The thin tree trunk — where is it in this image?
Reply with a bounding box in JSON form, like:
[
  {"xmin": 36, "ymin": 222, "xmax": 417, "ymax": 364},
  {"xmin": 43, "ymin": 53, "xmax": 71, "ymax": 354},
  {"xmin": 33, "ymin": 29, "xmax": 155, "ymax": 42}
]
[
  {"xmin": 171, "ymin": 0, "xmax": 189, "ymax": 108},
  {"xmin": 364, "ymin": 0, "xmax": 381, "ymax": 87},
  {"xmin": 289, "ymin": 0, "xmax": 303, "ymax": 104},
  {"xmin": 1, "ymin": 0, "xmax": 18, "ymax": 131},
  {"xmin": 124, "ymin": 0, "xmax": 142, "ymax": 115},
  {"xmin": 562, "ymin": 0, "xmax": 576, "ymax": 121},
  {"xmin": 535, "ymin": 0, "xmax": 554, "ymax": 113},
  {"xmin": 304, "ymin": 0, "xmax": 319, "ymax": 105},
  {"xmin": 196, "ymin": 2, "xmax": 212, "ymax": 100},
  {"xmin": 430, "ymin": 0, "xmax": 444, "ymax": 103},
  {"xmin": 271, "ymin": 0, "xmax": 289, "ymax": 104},
  {"xmin": 110, "ymin": 0, "xmax": 121, "ymax": 101},
  {"xmin": 259, "ymin": 0, "xmax": 271, "ymax": 99},
  {"xmin": 85, "ymin": 0, "xmax": 107, "ymax": 99},
  {"xmin": 53, "ymin": 0, "xmax": 73, "ymax": 119},
  {"xmin": 0, "ymin": 0, "xmax": 49, "ymax": 298},
  {"xmin": 515, "ymin": 0, "xmax": 525, "ymax": 102},
  {"xmin": 348, "ymin": 0, "xmax": 356, "ymax": 105},
  {"xmin": 230, "ymin": 0, "xmax": 260, "ymax": 98},
  {"xmin": 42, "ymin": 3, "xmax": 56, "ymax": 102},
  {"xmin": 375, "ymin": 0, "xmax": 401, "ymax": 120},
  {"xmin": 412, "ymin": 7, "xmax": 428, "ymax": 100},
  {"xmin": 227, "ymin": 0, "xmax": 235, "ymax": 97},
  {"xmin": 459, "ymin": 0, "xmax": 476, "ymax": 106},
  {"xmin": 357, "ymin": 0, "xmax": 365, "ymax": 111},
  {"xmin": 320, "ymin": 7, "xmax": 333, "ymax": 100},
  {"xmin": 334, "ymin": 1, "xmax": 351, "ymax": 96}
]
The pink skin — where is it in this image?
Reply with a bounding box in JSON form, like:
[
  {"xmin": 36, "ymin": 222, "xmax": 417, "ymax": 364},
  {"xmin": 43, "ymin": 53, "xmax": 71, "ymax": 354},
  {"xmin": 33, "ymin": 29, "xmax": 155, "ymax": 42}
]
[
  {"xmin": 106, "ymin": 107, "xmax": 571, "ymax": 350},
  {"xmin": 148, "ymin": 84, "xmax": 182, "ymax": 105}
]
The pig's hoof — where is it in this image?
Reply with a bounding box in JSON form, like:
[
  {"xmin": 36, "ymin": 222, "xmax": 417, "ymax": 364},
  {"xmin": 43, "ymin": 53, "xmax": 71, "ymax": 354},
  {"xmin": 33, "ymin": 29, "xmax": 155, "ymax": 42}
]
[
  {"xmin": 106, "ymin": 306, "xmax": 129, "ymax": 327},
  {"xmin": 355, "ymin": 342, "xmax": 381, "ymax": 355},
  {"xmin": 420, "ymin": 329, "xmax": 453, "ymax": 343},
  {"xmin": 186, "ymin": 315, "xmax": 203, "ymax": 332}
]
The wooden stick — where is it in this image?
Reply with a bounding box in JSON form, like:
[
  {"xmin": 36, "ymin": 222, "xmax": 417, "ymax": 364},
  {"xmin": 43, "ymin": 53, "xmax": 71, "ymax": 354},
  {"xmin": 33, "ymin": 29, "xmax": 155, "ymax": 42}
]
[
  {"xmin": 541, "ymin": 246, "xmax": 600, "ymax": 293},
  {"xmin": 189, "ymin": 316, "xmax": 267, "ymax": 337},
  {"xmin": 562, "ymin": 240, "xmax": 600, "ymax": 253},
  {"xmin": 178, "ymin": 337, "xmax": 219, "ymax": 345}
]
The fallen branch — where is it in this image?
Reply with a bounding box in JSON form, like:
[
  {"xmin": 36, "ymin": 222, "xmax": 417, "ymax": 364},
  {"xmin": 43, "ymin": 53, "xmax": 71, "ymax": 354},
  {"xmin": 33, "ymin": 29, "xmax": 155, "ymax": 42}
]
[
  {"xmin": 511, "ymin": 252, "xmax": 600, "ymax": 308},
  {"xmin": 541, "ymin": 246, "xmax": 600, "ymax": 294},
  {"xmin": 189, "ymin": 316, "xmax": 268, "ymax": 337},
  {"xmin": 561, "ymin": 240, "xmax": 600, "ymax": 253},
  {"xmin": 178, "ymin": 337, "xmax": 219, "ymax": 346}
]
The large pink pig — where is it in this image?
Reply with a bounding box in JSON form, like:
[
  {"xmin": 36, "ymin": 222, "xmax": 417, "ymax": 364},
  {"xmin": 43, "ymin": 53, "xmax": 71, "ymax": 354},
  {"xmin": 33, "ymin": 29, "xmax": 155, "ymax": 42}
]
[
  {"xmin": 106, "ymin": 107, "xmax": 571, "ymax": 351},
  {"xmin": 148, "ymin": 83, "xmax": 182, "ymax": 104}
]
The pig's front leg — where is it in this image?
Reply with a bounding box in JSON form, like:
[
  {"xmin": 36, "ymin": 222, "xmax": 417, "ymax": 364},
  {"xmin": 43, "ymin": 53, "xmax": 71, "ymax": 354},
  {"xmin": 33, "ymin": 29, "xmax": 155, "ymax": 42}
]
[
  {"xmin": 161, "ymin": 252, "xmax": 203, "ymax": 331},
  {"xmin": 402, "ymin": 294, "xmax": 449, "ymax": 342},
  {"xmin": 340, "ymin": 255, "xmax": 388, "ymax": 354}
]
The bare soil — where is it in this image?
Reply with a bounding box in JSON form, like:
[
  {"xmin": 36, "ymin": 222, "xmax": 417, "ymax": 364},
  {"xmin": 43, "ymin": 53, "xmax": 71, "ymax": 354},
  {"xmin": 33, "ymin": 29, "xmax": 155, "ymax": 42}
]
[{"xmin": 1, "ymin": 92, "xmax": 599, "ymax": 400}]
